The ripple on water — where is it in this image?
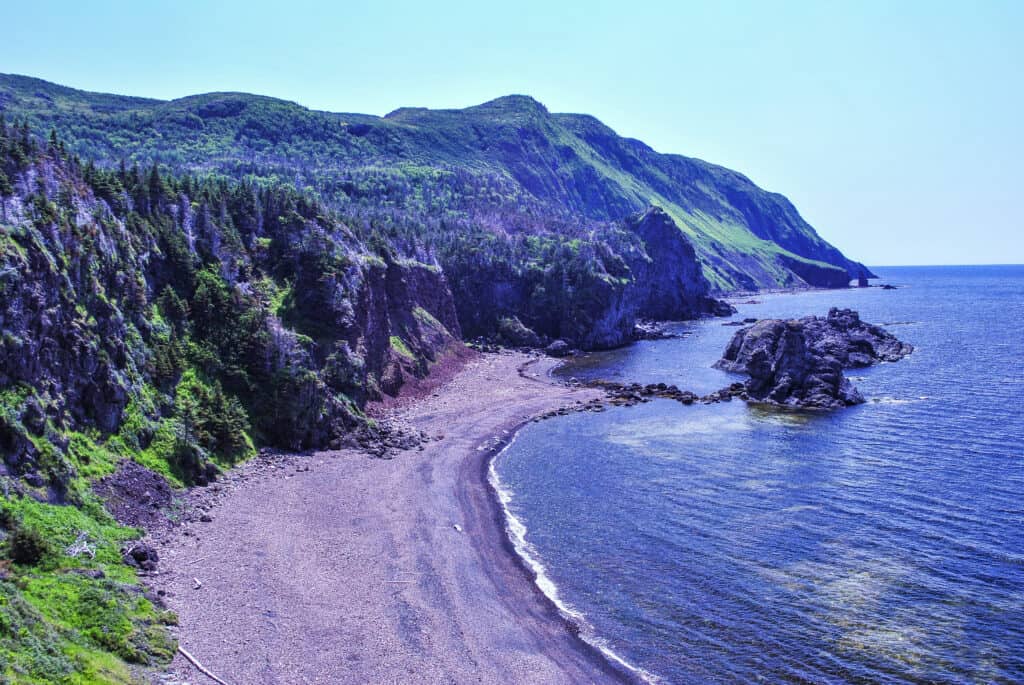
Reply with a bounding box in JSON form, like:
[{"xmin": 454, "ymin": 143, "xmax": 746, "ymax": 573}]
[{"xmin": 501, "ymin": 267, "xmax": 1024, "ymax": 683}]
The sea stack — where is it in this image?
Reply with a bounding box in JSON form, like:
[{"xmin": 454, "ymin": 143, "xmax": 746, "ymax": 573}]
[{"xmin": 714, "ymin": 308, "xmax": 913, "ymax": 409}]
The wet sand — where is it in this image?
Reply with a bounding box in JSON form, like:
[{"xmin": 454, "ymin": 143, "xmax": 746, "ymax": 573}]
[{"xmin": 153, "ymin": 351, "xmax": 632, "ymax": 684}]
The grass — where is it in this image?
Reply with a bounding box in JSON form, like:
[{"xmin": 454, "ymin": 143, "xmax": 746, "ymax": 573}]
[
  {"xmin": 411, "ymin": 306, "xmax": 447, "ymax": 334},
  {"xmin": 389, "ymin": 335, "xmax": 415, "ymax": 360},
  {"xmin": 65, "ymin": 433, "xmax": 121, "ymax": 482},
  {"xmin": 268, "ymin": 279, "xmax": 292, "ymax": 318},
  {"xmin": 0, "ymin": 384, "xmax": 180, "ymax": 682},
  {"xmin": 0, "ymin": 495, "xmax": 177, "ymax": 684},
  {"xmin": 130, "ymin": 418, "xmax": 184, "ymax": 487}
]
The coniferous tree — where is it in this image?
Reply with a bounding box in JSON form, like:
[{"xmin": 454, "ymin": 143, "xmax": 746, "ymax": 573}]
[
  {"xmin": 20, "ymin": 121, "xmax": 35, "ymax": 155},
  {"xmin": 147, "ymin": 164, "xmax": 167, "ymax": 214},
  {"xmin": 0, "ymin": 168, "xmax": 12, "ymax": 221}
]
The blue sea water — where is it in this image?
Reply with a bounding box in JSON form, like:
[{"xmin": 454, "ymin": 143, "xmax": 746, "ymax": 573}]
[{"xmin": 493, "ymin": 266, "xmax": 1024, "ymax": 684}]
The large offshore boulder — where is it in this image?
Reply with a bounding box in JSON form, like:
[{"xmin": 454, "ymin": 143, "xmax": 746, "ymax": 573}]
[{"xmin": 715, "ymin": 308, "xmax": 913, "ymax": 409}]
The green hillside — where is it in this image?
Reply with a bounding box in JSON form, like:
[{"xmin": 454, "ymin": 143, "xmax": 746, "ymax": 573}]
[{"xmin": 0, "ymin": 74, "xmax": 870, "ymax": 291}]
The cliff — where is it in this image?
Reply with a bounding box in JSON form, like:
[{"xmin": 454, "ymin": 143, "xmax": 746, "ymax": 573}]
[
  {"xmin": 626, "ymin": 206, "xmax": 723, "ymax": 321},
  {"xmin": 1, "ymin": 134, "xmax": 460, "ymax": 496},
  {"xmin": 0, "ymin": 125, "xmax": 474, "ymax": 678},
  {"xmin": 442, "ymin": 205, "xmax": 724, "ymax": 349}
]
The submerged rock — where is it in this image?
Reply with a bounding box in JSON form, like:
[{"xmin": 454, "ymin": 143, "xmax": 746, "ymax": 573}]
[
  {"xmin": 633, "ymin": 320, "xmax": 683, "ymax": 341},
  {"xmin": 715, "ymin": 308, "xmax": 913, "ymax": 409}
]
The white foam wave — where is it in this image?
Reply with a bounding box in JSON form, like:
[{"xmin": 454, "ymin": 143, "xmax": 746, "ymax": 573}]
[
  {"xmin": 488, "ymin": 434, "xmax": 660, "ymax": 684},
  {"xmin": 869, "ymin": 397, "xmax": 922, "ymax": 405}
]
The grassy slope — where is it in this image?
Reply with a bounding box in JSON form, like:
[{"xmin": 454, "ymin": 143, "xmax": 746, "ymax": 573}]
[{"xmin": 0, "ymin": 392, "xmax": 177, "ymax": 683}]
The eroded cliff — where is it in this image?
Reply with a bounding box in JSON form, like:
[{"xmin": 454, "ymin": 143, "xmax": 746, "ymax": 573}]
[{"xmin": 1, "ymin": 137, "xmax": 460, "ymax": 497}]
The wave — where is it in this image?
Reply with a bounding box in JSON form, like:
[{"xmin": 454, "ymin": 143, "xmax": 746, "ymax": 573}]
[
  {"xmin": 487, "ymin": 433, "xmax": 660, "ymax": 684},
  {"xmin": 868, "ymin": 396, "xmax": 925, "ymax": 405}
]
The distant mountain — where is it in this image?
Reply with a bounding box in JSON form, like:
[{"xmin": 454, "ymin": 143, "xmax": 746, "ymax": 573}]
[{"xmin": 0, "ymin": 74, "xmax": 872, "ymax": 291}]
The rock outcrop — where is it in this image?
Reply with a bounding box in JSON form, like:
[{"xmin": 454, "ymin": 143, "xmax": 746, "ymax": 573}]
[
  {"xmin": 544, "ymin": 339, "xmax": 571, "ymax": 357},
  {"xmin": 0, "ymin": 144, "xmax": 462, "ymax": 492},
  {"xmin": 626, "ymin": 206, "xmax": 720, "ymax": 321},
  {"xmin": 445, "ymin": 206, "xmax": 732, "ymax": 350},
  {"xmin": 714, "ymin": 308, "xmax": 913, "ymax": 409}
]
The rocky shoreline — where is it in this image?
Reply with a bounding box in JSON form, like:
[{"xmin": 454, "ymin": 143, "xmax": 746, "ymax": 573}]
[
  {"xmin": 528, "ymin": 379, "xmax": 750, "ymax": 422},
  {"xmin": 530, "ymin": 308, "xmax": 913, "ymax": 416},
  {"xmin": 82, "ymin": 307, "xmax": 913, "ymax": 683}
]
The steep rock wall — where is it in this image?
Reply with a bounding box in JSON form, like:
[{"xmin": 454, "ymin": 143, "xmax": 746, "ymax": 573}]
[{"xmin": 0, "ymin": 149, "xmax": 460, "ymax": 492}]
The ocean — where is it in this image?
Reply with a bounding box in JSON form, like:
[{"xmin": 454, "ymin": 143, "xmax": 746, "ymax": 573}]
[{"xmin": 491, "ymin": 265, "xmax": 1024, "ymax": 684}]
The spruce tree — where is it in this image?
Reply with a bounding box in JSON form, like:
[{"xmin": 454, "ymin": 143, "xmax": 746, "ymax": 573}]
[
  {"xmin": 0, "ymin": 169, "xmax": 11, "ymax": 221},
  {"xmin": 147, "ymin": 164, "xmax": 165, "ymax": 213}
]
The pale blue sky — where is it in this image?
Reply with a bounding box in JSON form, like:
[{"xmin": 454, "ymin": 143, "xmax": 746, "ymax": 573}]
[{"xmin": 3, "ymin": 0, "xmax": 1021, "ymax": 265}]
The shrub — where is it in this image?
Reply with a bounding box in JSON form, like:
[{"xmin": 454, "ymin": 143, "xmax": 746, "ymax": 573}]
[
  {"xmin": 9, "ymin": 525, "xmax": 50, "ymax": 566},
  {"xmin": 0, "ymin": 506, "xmax": 17, "ymax": 531}
]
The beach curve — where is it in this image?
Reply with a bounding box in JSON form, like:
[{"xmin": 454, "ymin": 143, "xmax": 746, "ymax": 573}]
[{"xmin": 150, "ymin": 350, "xmax": 636, "ymax": 684}]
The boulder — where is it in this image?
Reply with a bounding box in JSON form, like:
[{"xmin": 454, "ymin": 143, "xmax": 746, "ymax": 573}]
[
  {"xmin": 633, "ymin": 321, "xmax": 679, "ymax": 340},
  {"xmin": 545, "ymin": 340, "xmax": 571, "ymax": 357},
  {"xmin": 123, "ymin": 542, "xmax": 159, "ymax": 572},
  {"xmin": 708, "ymin": 299, "xmax": 738, "ymax": 317},
  {"xmin": 496, "ymin": 316, "xmax": 542, "ymax": 348}
]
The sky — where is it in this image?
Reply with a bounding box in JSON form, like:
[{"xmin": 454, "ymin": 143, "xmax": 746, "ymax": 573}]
[{"xmin": 2, "ymin": 0, "xmax": 1021, "ymax": 265}]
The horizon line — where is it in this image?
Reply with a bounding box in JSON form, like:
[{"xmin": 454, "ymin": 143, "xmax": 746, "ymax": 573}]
[{"xmin": 869, "ymin": 263, "xmax": 1023, "ymax": 268}]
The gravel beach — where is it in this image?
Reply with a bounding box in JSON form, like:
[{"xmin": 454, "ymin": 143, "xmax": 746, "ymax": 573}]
[{"xmin": 151, "ymin": 351, "xmax": 632, "ymax": 685}]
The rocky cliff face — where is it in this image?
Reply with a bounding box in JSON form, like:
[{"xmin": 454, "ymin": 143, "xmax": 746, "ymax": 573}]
[
  {"xmin": 445, "ymin": 205, "xmax": 728, "ymax": 350},
  {"xmin": 0, "ymin": 132, "xmax": 469, "ymax": 680},
  {"xmin": 626, "ymin": 207, "xmax": 722, "ymax": 320},
  {"xmin": 715, "ymin": 308, "xmax": 913, "ymax": 409},
  {"xmin": 0, "ymin": 141, "xmax": 460, "ymax": 495}
]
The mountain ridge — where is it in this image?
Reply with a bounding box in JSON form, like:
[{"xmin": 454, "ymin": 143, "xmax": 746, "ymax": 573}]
[{"xmin": 0, "ymin": 73, "xmax": 873, "ymax": 292}]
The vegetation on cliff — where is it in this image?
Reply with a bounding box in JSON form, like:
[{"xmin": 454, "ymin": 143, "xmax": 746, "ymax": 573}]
[{"xmin": 0, "ymin": 121, "xmax": 461, "ymax": 681}]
